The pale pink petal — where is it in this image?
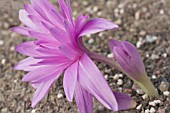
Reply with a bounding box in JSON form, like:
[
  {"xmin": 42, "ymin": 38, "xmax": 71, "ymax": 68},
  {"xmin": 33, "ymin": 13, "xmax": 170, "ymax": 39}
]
[
  {"xmin": 58, "ymin": 0, "xmax": 73, "ymax": 23},
  {"xmin": 63, "ymin": 60, "xmax": 78, "ymax": 101},
  {"xmin": 79, "ymin": 18, "xmax": 118, "ymax": 37},
  {"xmin": 78, "ymin": 54, "xmax": 118, "ymax": 111},
  {"xmin": 74, "ymin": 82, "xmax": 93, "ymax": 113},
  {"xmin": 15, "ymin": 41, "xmax": 42, "ymax": 57},
  {"xmin": 31, "ymin": 74, "xmax": 61, "ymax": 107},
  {"xmin": 14, "ymin": 57, "xmax": 42, "ymax": 71},
  {"xmin": 11, "ymin": 27, "xmax": 33, "ymax": 36},
  {"xmin": 19, "ymin": 9, "xmax": 37, "ymax": 29},
  {"xmin": 22, "ymin": 64, "xmax": 66, "ymax": 83}
]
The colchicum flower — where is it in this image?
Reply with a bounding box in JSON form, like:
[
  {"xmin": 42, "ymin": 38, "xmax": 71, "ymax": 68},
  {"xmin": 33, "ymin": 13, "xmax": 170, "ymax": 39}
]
[
  {"xmin": 11, "ymin": 0, "xmax": 136, "ymax": 112},
  {"xmin": 109, "ymin": 40, "xmax": 158, "ymax": 97}
]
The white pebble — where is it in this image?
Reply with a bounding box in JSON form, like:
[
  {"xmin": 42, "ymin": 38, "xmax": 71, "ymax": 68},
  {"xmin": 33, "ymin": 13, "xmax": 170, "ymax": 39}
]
[
  {"xmin": 142, "ymin": 94, "xmax": 148, "ymax": 99},
  {"xmin": 93, "ymin": 6, "xmax": 98, "ymax": 12},
  {"xmin": 107, "ymin": 53, "xmax": 113, "ymax": 58},
  {"xmin": 150, "ymin": 107, "xmax": 156, "ymax": 113},
  {"xmin": 0, "ymin": 40, "xmax": 4, "ymax": 45},
  {"xmin": 57, "ymin": 93, "xmax": 63, "ymax": 99},
  {"xmin": 136, "ymin": 104, "xmax": 142, "ymax": 110},
  {"xmin": 113, "ymin": 74, "xmax": 119, "ymax": 80},
  {"xmin": 104, "ymin": 74, "xmax": 109, "ymax": 80},
  {"xmin": 151, "ymin": 75, "xmax": 157, "ymax": 79},
  {"xmin": 145, "ymin": 109, "xmax": 150, "ymax": 113},
  {"xmin": 97, "ymin": 11, "xmax": 102, "ymax": 17},
  {"xmin": 149, "ymin": 101, "xmax": 156, "ymax": 106},
  {"xmin": 86, "ymin": 34, "xmax": 91, "ymax": 38},
  {"xmin": 1, "ymin": 59, "xmax": 6, "ymax": 64},
  {"xmin": 117, "ymin": 79, "xmax": 123, "ymax": 85},
  {"xmin": 136, "ymin": 40, "xmax": 142, "ymax": 48},
  {"xmin": 163, "ymin": 91, "xmax": 170, "ymax": 96},
  {"xmin": 88, "ymin": 38, "xmax": 94, "ymax": 44},
  {"xmin": 118, "ymin": 74, "xmax": 123, "ymax": 78},
  {"xmin": 153, "ymin": 100, "xmax": 161, "ymax": 104},
  {"xmin": 136, "ymin": 89, "xmax": 144, "ymax": 94},
  {"xmin": 98, "ymin": 32, "xmax": 103, "ymax": 37},
  {"xmin": 31, "ymin": 109, "xmax": 36, "ymax": 113},
  {"xmin": 162, "ymin": 53, "xmax": 167, "ymax": 58},
  {"xmin": 159, "ymin": 9, "xmax": 164, "ymax": 14},
  {"xmin": 82, "ymin": 1, "xmax": 88, "ymax": 6}
]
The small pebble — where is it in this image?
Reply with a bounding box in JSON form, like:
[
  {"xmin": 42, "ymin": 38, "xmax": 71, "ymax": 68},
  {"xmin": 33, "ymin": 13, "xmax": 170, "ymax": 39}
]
[
  {"xmin": 118, "ymin": 74, "xmax": 123, "ymax": 78},
  {"xmin": 93, "ymin": 6, "xmax": 98, "ymax": 12},
  {"xmin": 159, "ymin": 81, "xmax": 169, "ymax": 92},
  {"xmin": 113, "ymin": 74, "xmax": 119, "ymax": 80},
  {"xmin": 142, "ymin": 94, "xmax": 148, "ymax": 99},
  {"xmin": 149, "ymin": 101, "xmax": 156, "ymax": 106},
  {"xmin": 1, "ymin": 59, "xmax": 6, "ymax": 65},
  {"xmin": 0, "ymin": 40, "xmax": 4, "ymax": 46},
  {"xmin": 117, "ymin": 79, "xmax": 123, "ymax": 85},
  {"xmin": 136, "ymin": 89, "xmax": 144, "ymax": 94},
  {"xmin": 135, "ymin": 10, "xmax": 141, "ymax": 20},
  {"xmin": 151, "ymin": 54, "xmax": 159, "ymax": 60},
  {"xmin": 159, "ymin": 9, "xmax": 164, "ymax": 14},
  {"xmin": 163, "ymin": 91, "xmax": 170, "ymax": 96},
  {"xmin": 162, "ymin": 53, "xmax": 167, "ymax": 58},
  {"xmin": 104, "ymin": 74, "xmax": 109, "ymax": 80},
  {"xmin": 136, "ymin": 104, "xmax": 142, "ymax": 110},
  {"xmin": 31, "ymin": 109, "xmax": 36, "ymax": 113},
  {"xmin": 107, "ymin": 53, "xmax": 113, "ymax": 58},
  {"xmin": 145, "ymin": 109, "xmax": 150, "ymax": 113},
  {"xmin": 151, "ymin": 75, "xmax": 157, "ymax": 79},
  {"xmin": 150, "ymin": 107, "xmax": 156, "ymax": 113},
  {"xmin": 88, "ymin": 38, "xmax": 94, "ymax": 44},
  {"xmin": 153, "ymin": 100, "xmax": 161, "ymax": 104},
  {"xmin": 146, "ymin": 35, "xmax": 158, "ymax": 43},
  {"xmin": 57, "ymin": 93, "xmax": 63, "ymax": 99},
  {"xmin": 82, "ymin": 1, "xmax": 88, "ymax": 6}
]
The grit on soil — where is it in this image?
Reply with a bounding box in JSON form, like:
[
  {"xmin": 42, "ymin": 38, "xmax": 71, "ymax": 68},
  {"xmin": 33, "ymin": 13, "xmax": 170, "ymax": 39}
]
[{"xmin": 0, "ymin": 0, "xmax": 170, "ymax": 113}]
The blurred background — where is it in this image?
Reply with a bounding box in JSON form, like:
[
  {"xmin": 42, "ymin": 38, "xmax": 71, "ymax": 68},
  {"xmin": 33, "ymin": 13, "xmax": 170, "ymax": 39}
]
[{"xmin": 0, "ymin": 0, "xmax": 170, "ymax": 113}]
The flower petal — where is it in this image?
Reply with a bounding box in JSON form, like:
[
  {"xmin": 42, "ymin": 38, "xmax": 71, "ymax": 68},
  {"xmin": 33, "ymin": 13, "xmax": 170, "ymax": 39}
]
[
  {"xmin": 63, "ymin": 60, "xmax": 78, "ymax": 102},
  {"xmin": 22, "ymin": 64, "xmax": 66, "ymax": 83},
  {"xmin": 74, "ymin": 82, "xmax": 93, "ymax": 113},
  {"xmin": 113, "ymin": 91, "xmax": 136, "ymax": 110},
  {"xmin": 16, "ymin": 41, "xmax": 43, "ymax": 57},
  {"xmin": 31, "ymin": 74, "xmax": 60, "ymax": 107},
  {"xmin": 78, "ymin": 54, "xmax": 118, "ymax": 111},
  {"xmin": 14, "ymin": 57, "xmax": 42, "ymax": 71},
  {"xmin": 79, "ymin": 18, "xmax": 118, "ymax": 37},
  {"xmin": 10, "ymin": 27, "xmax": 33, "ymax": 36}
]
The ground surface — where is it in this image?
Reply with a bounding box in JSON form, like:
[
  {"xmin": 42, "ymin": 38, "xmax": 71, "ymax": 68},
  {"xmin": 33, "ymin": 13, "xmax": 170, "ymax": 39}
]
[{"xmin": 0, "ymin": 0, "xmax": 170, "ymax": 113}]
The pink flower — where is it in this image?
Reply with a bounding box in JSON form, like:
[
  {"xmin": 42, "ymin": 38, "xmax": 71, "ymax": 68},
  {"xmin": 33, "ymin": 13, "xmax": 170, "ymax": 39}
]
[{"xmin": 11, "ymin": 0, "xmax": 136, "ymax": 112}]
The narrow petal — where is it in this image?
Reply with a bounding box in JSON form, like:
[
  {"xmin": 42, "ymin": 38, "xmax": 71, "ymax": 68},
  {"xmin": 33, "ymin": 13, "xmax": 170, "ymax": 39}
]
[
  {"xmin": 14, "ymin": 57, "xmax": 42, "ymax": 71},
  {"xmin": 19, "ymin": 9, "xmax": 37, "ymax": 29},
  {"xmin": 58, "ymin": 0, "xmax": 73, "ymax": 23},
  {"xmin": 79, "ymin": 18, "xmax": 118, "ymax": 37},
  {"xmin": 16, "ymin": 41, "xmax": 43, "ymax": 57},
  {"xmin": 109, "ymin": 39, "xmax": 121, "ymax": 50},
  {"xmin": 22, "ymin": 65, "xmax": 66, "ymax": 83},
  {"xmin": 113, "ymin": 91, "xmax": 136, "ymax": 110},
  {"xmin": 74, "ymin": 82, "xmax": 93, "ymax": 113},
  {"xmin": 10, "ymin": 27, "xmax": 33, "ymax": 36},
  {"xmin": 78, "ymin": 54, "xmax": 118, "ymax": 111},
  {"xmin": 75, "ymin": 14, "xmax": 90, "ymax": 35},
  {"xmin": 50, "ymin": 27, "xmax": 69, "ymax": 44},
  {"xmin": 63, "ymin": 60, "xmax": 78, "ymax": 102},
  {"xmin": 31, "ymin": 74, "xmax": 60, "ymax": 107}
]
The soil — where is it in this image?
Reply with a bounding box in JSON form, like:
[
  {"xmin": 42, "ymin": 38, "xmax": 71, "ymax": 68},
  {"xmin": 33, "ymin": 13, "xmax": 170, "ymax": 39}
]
[{"xmin": 0, "ymin": 0, "xmax": 170, "ymax": 113}]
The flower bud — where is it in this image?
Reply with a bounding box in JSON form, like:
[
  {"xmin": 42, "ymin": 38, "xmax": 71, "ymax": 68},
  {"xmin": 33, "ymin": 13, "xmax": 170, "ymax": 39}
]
[{"xmin": 109, "ymin": 40, "xmax": 158, "ymax": 97}]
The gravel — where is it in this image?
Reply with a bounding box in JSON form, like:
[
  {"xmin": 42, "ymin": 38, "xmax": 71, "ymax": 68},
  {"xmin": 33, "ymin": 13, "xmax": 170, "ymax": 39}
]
[{"xmin": 0, "ymin": 0, "xmax": 170, "ymax": 113}]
